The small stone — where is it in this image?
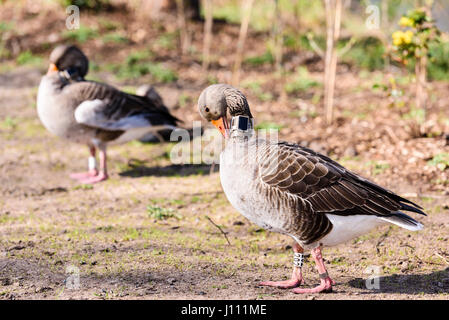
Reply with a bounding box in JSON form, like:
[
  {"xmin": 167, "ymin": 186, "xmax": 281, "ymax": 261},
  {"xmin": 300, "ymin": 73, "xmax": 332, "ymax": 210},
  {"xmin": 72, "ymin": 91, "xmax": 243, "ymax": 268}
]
[
  {"xmin": 400, "ymin": 262, "xmax": 409, "ymax": 272},
  {"xmin": 167, "ymin": 278, "xmax": 177, "ymax": 285},
  {"xmin": 36, "ymin": 287, "xmax": 52, "ymax": 293}
]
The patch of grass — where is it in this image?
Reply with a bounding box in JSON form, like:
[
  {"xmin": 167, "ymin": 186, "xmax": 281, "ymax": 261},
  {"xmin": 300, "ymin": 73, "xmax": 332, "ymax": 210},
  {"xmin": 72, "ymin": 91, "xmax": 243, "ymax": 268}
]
[
  {"xmin": 241, "ymin": 81, "xmax": 273, "ymax": 102},
  {"xmin": 402, "ymin": 107, "xmax": 426, "ymax": 124},
  {"xmin": 342, "ymin": 36, "xmax": 386, "ymax": 71},
  {"xmin": 428, "ymin": 42, "xmax": 449, "ymax": 81},
  {"xmin": 365, "ymin": 160, "xmax": 390, "ymax": 175},
  {"xmin": 283, "ymin": 34, "xmax": 310, "ymax": 50},
  {"xmin": 285, "ymin": 66, "xmax": 320, "ymax": 94},
  {"xmin": 145, "ymin": 63, "xmax": 178, "ymax": 83},
  {"xmin": 62, "ymin": 26, "xmax": 98, "ymax": 43},
  {"xmin": 255, "ymin": 121, "xmax": 284, "ymax": 131},
  {"xmin": 57, "ymin": 0, "xmax": 110, "ymax": 11},
  {"xmin": 73, "ymin": 184, "xmax": 94, "ymax": 190},
  {"xmin": 153, "ymin": 32, "xmax": 177, "ymax": 50},
  {"xmin": 109, "ymin": 50, "xmax": 177, "ymax": 83},
  {"xmin": 427, "ymin": 153, "xmax": 449, "ymax": 171},
  {"xmin": 98, "ymin": 19, "xmax": 121, "ymax": 31},
  {"xmin": 147, "ymin": 205, "xmax": 180, "ymax": 220},
  {"xmin": 0, "ymin": 22, "xmax": 13, "ymax": 32},
  {"xmin": 102, "ymin": 32, "xmax": 128, "ymax": 44},
  {"xmin": 244, "ymin": 51, "xmax": 274, "ymax": 67},
  {"xmin": 16, "ymin": 50, "xmax": 43, "ymax": 66},
  {"xmin": 1, "ymin": 116, "xmax": 18, "ymax": 130},
  {"xmin": 178, "ymin": 92, "xmax": 192, "ymax": 108}
]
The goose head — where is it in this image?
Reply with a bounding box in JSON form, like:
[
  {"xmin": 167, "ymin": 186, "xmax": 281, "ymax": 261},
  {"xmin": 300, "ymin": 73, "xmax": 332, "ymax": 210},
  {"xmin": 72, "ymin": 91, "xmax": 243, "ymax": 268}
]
[
  {"xmin": 198, "ymin": 84, "xmax": 253, "ymax": 138},
  {"xmin": 47, "ymin": 45, "xmax": 88, "ymax": 80}
]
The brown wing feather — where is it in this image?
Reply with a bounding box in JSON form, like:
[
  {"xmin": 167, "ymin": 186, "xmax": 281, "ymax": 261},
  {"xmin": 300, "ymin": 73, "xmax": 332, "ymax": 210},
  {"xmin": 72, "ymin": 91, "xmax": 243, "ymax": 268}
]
[
  {"xmin": 258, "ymin": 141, "xmax": 425, "ymax": 218},
  {"xmin": 65, "ymin": 80, "xmax": 180, "ymax": 126}
]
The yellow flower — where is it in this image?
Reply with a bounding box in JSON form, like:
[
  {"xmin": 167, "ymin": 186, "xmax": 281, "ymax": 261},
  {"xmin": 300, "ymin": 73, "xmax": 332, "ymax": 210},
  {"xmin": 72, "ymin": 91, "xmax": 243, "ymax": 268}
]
[
  {"xmin": 392, "ymin": 31, "xmax": 404, "ymax": 46},
  {"xmin": 399, "ymin": 17, "xmax": 414, "ymax": 27},
  {"xmin": 392, "ymin": 30, "xmax": 414, "ymax": 46},
  {"xmin": 403, "ymin": 30, "xmax": 413, "ymax": 44}
]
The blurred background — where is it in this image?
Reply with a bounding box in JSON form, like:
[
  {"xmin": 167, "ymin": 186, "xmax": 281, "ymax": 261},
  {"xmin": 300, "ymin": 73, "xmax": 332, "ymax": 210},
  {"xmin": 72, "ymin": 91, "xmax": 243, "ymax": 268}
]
[
  {"xmin": 1, "ymin": 0, "xmax": 447, "ymax": 190},
  {"xmin": 0, "ymin": 0, "xmax": 448, "ymax": 300}
]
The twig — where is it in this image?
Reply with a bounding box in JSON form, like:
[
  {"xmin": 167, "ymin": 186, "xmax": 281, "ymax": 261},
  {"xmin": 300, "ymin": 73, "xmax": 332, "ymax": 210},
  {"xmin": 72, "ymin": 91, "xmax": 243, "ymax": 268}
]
[
  {"xmin": 202, "ymin": 0, "xmax": 213, "ymax": 70},
  {"xmin": 375, "ymin": 226, "xmax": 391, "ymax": 254},
  {"xmin": 175, "ymin": 0, "xmax": 190, "ymax": 55},
  {"xmin": 337, "ymin": 37, "xmax": 356, "ymax": 57},
  {"xmin": 435, "ymin": 252, "xmax": 449, "ymax": 265},
  {"xmin": 209, "ymin": 162, "xmax": 216, "ymax": 175},
  {"xmin": 205, "ymin": 215, "xmax": 231, "ymax": 246},
  {"xmin": 232, "ymin": 0, "xmax": 254, "ymax": 86},
  {"xmin": 306, "ymin": 32, "xmax": 324, "ymax": 58}
]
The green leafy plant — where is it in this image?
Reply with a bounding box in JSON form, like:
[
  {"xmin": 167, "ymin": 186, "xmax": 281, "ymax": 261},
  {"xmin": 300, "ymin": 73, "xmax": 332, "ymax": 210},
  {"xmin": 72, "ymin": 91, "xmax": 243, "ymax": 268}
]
[
  {"xmin": 147, "ymin": 205, "xmax": 180, "ymax": 220},
  {"xmin": 427, "ymin": 153, "xmax": 449, "ymax": 171},
  {"xmin": 109, "ymin": 50, "xmax": 178, "ymax": 83},
  {"xmin": 63, "ymin": 26, "xmax": 98, "ymax": 43},
  {"xmin": 255, "ymin": 122, "xmax": 284, "ymax": 131},
  {"xmin": 241, "ymin": 81, "xmax": 273, "ymax": 102},
  {"xmin": 102, "ymin": 32, "xmax": 128, "ymax": 44},
  {"xmin": 391, "ymin": 6, "xmax": 441, "ymax": 111},
  {"xmin": 244, "ymin": 51, "xmax": 274, "ymax": 66},
  {"xmin": 284, "ymin": 66, "xmax": 319, "ymax": 94},
  {"xmin": 16, "ymin": 50, "xmax": 42, "ymax": 66},
  {"xmin": 58, "ymin": 0, "xmax": 110, "ymax": 11}
]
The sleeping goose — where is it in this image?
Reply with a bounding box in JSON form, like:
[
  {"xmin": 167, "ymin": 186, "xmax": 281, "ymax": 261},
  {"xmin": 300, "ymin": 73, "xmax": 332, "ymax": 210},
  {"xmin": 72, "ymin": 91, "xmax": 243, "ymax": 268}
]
[
  {"xmin": 198, "ymin": 84, "xmax": 426, "ymax": 294},
  {"xmin": 37, "ymin": 45, "xmax": 180, "ymax": 184}
]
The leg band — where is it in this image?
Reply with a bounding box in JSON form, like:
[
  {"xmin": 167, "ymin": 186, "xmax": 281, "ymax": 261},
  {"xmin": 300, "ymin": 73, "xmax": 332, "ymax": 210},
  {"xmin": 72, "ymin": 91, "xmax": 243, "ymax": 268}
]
[
  {"xmin": 319, "ymin": 271, "xmax": 329, "ymax": 279},
  {"xmin": 293, "ymin": 252, "xmax": 304, "ymax": 268},
  {"xmin": 88, "ymin": 156, "xmax": 97, "ymax": 170}
]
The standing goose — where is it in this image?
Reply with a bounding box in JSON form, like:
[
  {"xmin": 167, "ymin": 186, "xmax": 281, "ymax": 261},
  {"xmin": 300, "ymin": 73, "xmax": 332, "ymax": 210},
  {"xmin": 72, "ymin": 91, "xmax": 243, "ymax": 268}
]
[
  {"xmin": 198, "ymin": 84, "xmax": 426, "ymax": 294},
  {"xmin": 37, "ymin": 45, "xmax": 180, "ymax": 184}
]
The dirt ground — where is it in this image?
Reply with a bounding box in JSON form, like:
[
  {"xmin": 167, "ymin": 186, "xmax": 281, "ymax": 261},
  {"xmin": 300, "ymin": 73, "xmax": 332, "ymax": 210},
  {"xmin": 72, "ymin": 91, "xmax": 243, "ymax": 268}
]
[{"xmin": 0, "ymin": 4, "xmax": 449, "ymax": 300}]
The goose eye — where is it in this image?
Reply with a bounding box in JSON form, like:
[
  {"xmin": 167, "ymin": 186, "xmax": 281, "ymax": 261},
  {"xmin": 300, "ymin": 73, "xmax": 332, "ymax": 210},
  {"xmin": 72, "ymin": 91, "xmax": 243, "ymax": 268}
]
[{"xmin": 204, "ymin": 107, "xmax": 210, "ymax": 113}]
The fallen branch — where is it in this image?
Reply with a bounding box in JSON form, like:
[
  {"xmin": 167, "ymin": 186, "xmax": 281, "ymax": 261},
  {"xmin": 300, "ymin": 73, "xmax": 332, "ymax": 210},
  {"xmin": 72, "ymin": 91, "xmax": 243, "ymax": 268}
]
[
  {"xmin": 205, "ymin": 215, "xmax": 231, "ymax": 246},
  {"xmin": 435, "ymin": 252, "xmax": 449, "ymax": 265}
]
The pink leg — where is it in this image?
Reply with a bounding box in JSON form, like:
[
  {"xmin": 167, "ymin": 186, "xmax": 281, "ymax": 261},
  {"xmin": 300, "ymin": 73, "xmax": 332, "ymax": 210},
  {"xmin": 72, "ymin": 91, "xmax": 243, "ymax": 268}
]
[
  {"xmin": 78, "ymin": 145, "xmax": 108, "ymax": 184},
  {"xmin": 292, "ymin": 246, "xmax": 335, "ymax": 294},
  {"xmin": 259, "ymin": 243, "xmax": 304, "ymax": 289},
  {"xmin": 70, "ymin": 145, "xmax": 98, "ymax": 180}
]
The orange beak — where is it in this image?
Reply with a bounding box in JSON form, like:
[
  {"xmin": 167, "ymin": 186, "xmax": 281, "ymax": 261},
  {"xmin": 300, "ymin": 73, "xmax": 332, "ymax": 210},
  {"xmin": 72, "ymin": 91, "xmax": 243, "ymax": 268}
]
[
  {"xmin": 47, "ymin": 63, "xmax": 58, "ymax": 75},
  {"xmin": 211, "ymin": 116, "xmax": 229, "ymax": 138}
]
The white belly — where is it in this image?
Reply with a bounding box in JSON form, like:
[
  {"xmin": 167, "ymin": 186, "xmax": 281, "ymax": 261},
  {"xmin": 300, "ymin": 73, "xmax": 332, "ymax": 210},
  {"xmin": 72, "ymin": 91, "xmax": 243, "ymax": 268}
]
[
  {"xmin": 318, "ymin": 214, "xmax": 387, "ymax": 247},
  {"xmin": 37, "ymin": 80, "xmax": 72, "ymax": 137}
]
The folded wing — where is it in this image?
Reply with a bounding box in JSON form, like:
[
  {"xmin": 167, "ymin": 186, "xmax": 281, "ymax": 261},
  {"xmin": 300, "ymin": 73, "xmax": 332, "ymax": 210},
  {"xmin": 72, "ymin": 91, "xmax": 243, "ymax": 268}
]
[{"xmin": 70, "ymin": 81, "xmax": 179, "ymax": 131}]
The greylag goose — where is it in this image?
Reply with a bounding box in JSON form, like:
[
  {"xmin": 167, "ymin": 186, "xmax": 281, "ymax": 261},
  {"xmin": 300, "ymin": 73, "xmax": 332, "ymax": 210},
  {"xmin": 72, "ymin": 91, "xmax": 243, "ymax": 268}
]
[
  {"xmin": 198, "ymin": 84, "xmax": 426, "ymax": 294},
  {"xmin": 37, "ymin": 45, "xmax": 180, "ymax": 184}
]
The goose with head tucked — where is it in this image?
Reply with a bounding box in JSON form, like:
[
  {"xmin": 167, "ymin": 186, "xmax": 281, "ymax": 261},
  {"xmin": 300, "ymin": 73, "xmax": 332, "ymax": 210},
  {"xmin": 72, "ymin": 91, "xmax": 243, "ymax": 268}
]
[
  {"xmin": 198, "ymin": 84, "xmax": 426, "ymax": 294},
  {"xmin": 37, "ymin": 45, "xmax": 180, "ymax": 184}
]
